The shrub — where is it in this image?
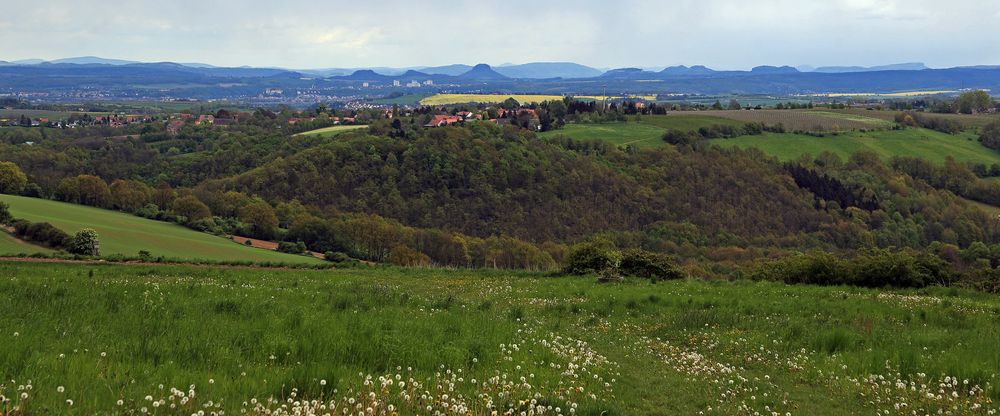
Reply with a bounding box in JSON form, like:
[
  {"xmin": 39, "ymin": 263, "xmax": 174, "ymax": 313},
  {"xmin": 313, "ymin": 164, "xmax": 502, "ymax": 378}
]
[
  {"xmin": 388, "ymin": 245, "xmax": 431, "ymax": 267},
  {"xmin": 0, "ymin": 202, "xmax": 12, "ymax": 225},
  {"xmin": 750, "ymin": 249, "xmax": 953, "ymax": 289},
  {"xmin": 324, "ymin": 251, "xmax": 352, "ymax": 263},
  {"xmin": 562, "ymin": 239, "xmax": 621, "ymax": 275},
  {"xmin": 619, "ymin": 249, "xmax": 685, "ymax": 281},
  {"xmin": 68, "ymin": 229, "xmax": 100, "ymax": 256},
  {"xmin": 12, "ymin": 220, "xmax": 71, "ymax": 249},
  {"xmin": 277, "ymin": 241, "xmax": 307, "ymax": 255}
]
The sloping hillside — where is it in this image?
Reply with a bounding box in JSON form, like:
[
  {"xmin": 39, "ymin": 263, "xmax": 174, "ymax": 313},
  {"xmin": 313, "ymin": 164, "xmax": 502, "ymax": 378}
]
[{"xmin": 0, "ymin": 195, "xmax": 322, "ymax": 263}]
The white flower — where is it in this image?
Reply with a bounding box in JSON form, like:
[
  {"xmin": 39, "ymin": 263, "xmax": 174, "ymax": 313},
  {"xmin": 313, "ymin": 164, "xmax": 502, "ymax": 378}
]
[
  {"xmin": 320, "ymin": 379, "xmax": 327, "ymax": 386},
  {"xmin": 208, "ymin": 379, "xmax": 214, "ymax": 384},
  {"xmin": 57, "ymin": 386, "xmax": 65, "ymax": 393},
  {"xmin": 66, "ymin": 399, "xmax": 74, "ymax": 406}
]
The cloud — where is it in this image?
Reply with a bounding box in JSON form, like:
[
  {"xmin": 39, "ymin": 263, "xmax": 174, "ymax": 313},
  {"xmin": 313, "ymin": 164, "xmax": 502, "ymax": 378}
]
[
  {"xmin": 307, "ymin": 27, "xmax": 381, "ymax": 49},
  {"xmin": 0, "ymin": 0, "xmax": 996, "ymax": 69}
]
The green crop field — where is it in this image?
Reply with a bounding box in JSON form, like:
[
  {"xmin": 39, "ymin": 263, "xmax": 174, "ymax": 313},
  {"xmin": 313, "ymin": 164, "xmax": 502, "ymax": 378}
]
[
  {"xmin": 0, "ymin": 195, "xmax": 323, "ymax": 263},
  {"xmin": 712, "ymin": 128, "xmax": 1000, "ymax": 165},
  {"xmin": 1, "ymin": 261, "xmax": 999, "ymax": 414},
  {"xmin": 294, "ymin": 125, "xmax": 368, "ymax": 139}
]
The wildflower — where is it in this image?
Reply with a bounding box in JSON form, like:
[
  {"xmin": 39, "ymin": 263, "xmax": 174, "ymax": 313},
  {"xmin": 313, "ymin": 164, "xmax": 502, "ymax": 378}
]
[
  {"xmin": 66, "ymin": 399, "xmax": 73, "ymax": 406},
  {"xmin": 57, "ymin": 386, "xmax": 65, "ymax": 393},
  {"xmin": 320, "ymin": 379, "xmax": 327, "ymax": 386}
]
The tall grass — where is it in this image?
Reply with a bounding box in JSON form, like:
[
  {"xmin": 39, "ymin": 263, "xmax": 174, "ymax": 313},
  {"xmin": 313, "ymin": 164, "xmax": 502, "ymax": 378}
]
[{"xmin": 1, "ymin": 262, "xmax": 999, "ymax": 414}]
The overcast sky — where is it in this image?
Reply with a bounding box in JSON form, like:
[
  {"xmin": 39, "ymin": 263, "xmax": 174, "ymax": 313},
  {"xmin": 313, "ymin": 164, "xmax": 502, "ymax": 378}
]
[{"xmin": 1, "ymin": 0, "xmax": 997, "ymax": 70}]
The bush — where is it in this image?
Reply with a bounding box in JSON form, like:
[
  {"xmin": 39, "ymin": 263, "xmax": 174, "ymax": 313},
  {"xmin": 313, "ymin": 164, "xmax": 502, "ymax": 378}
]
[
  {"xmin": 619, "ymin": 249, "xmax": 685, "ymax": 281},
  {"xmin": 750, "ymin": 249, "xmax": 953, "ymax": 289},
  {"xmin": 277, "ymin": 241, "xmax": 307, "ymax": 255},
  {"xmin": 324, "ymin": 251, "xmax": 352, "ymax": 263},
  {"xmin": 0, "ymin": 202, "xmax": 12, "ymax": 225},
  {"xmin": 562, "ymin": 239, "xmax": 621, "ymax": 275},
  {"xmin": 68, "ymin": 229, "xmax": 100, "ymax": 256},
  {"xmin": 387, "ymin": 245, "xmax": 431, "ymax": 267},
  {"xmin": 12, "ymin": 220, "xmax": 71, "ymax": 249}
]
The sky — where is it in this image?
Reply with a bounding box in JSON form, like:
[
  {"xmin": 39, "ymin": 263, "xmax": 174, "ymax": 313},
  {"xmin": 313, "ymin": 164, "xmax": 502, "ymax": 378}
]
[{"xmin": 1, "ymin": 0, "xmax": 998, "ymax": 70}]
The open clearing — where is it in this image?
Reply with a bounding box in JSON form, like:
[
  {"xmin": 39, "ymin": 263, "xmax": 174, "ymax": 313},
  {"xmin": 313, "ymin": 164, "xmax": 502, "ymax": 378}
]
[
  {"xmin": 0, "ymin": 194, "xmax": 323, "ymax": 263},
  {"xmin": 2, "ymin": 261, "xmax": 999, "ymax": 414},
  {"xmin": 712, "ymin": 129, "xmax": 1000, "ymax": 165},
  {"xmin": 294, "ymin": 125, "xmax": 367, "ymax": 138}
]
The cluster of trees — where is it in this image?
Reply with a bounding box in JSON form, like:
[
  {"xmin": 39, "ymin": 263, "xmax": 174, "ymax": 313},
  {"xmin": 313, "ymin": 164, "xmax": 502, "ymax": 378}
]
[
  {"xmin": 894, "ymin": 111, "xmax": 964, "ymax": 134},
  {"xmin": 748, "ymin": 249, "xmax": 952, "ymax": 289},
  {"xmin": 978, "ymin": 120, "xmax": 1000, "ymax": 151},
  {"xmin": 784, "ymin": 163, "xmax": 879, "ymax": 211},
  {"xmin": 662, "ymin": 122, "xmax": 786, "ymax": 144},
  {"xmin": 891, "ymin": 156, "xmax": 1000, "ymax": 209},
  {"xmin": 561, "ymin": 239, "xmax": 685, "ymax": 282},
  {"xmin": 6, "ymin": 105, "xmax": 1000, "ymax": 276}
]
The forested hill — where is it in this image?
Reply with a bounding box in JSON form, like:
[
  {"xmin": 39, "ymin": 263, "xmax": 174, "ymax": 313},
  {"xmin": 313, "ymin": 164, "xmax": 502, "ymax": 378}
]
[
  {"xmin": 3, "ymin": 116, "xmax": 999, "ymax": 268},
  {"xmin": 201, "ymin": 122, "xmax": 998, "ymax": 253}
]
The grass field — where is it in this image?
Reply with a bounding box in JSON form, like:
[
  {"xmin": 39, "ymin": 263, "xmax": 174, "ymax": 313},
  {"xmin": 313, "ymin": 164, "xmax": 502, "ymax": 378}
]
[
  {"xmin": 419, "ymin": 94, "xmax": 657, "ymax": 106},
  {"xmin": 0, "ymin": 109, "xmax": 113, "ymax": 120},
  {"xmin": 712, "ymin": 129, "xmax": 1000, "ymax": 165},
  {"xmin": 540, "ymin": 122, "xmax": 669, "ymax": 148},
  {"xmin": 0, "ymin": 195, "xmax": 323, "ymax": 263},
  {"xmin": 294, "ymin": 125, "xmax": 368, "ymax": 139},
  {"xmin": 1, "ymin": 261, "xmax": 999, "ymax": 414},
  {"xmin": 0, "ymin": 232, "xmax": 53, "ymax": 255},
  {"xmin": 699, "ymin": 109, "xmax": 893, "ymax": 131},
  {"xmin": 826, "ymin": 109, "xmax": 1000, "ymax": 129},
  {"xmin": 541, "ymin": 115, "xmax": 745, "ymax": 148}
]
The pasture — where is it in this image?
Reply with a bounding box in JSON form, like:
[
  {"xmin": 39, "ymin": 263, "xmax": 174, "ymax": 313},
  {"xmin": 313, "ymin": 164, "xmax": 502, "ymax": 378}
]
[
  {"xmin": 712, "ymin": 129, "xmax": 1000, "ymax": 165},
  {"xmin": 2, "ymin": 261, "xmax": 999, "ymax": 414},
  {"xmin": 294, "ymin": 125, "xmax": 368, "ymax": 139},
  {"xmin": 0, "ymin": 195, "xmax": 323, "ymax": 264}
]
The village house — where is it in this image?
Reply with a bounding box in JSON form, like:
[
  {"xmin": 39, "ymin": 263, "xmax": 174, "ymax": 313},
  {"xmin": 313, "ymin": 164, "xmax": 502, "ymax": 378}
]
[
  {"xmin": 196, "ymin": 115, "xmax": 215, "ymax": 125},
  {"xmin": 424, "ymin": 115, "xmax": 463, "ymax": 127}
]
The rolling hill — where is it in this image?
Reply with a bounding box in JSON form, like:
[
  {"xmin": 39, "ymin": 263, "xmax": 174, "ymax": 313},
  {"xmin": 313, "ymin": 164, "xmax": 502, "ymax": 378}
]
[{"xmin": 0, "ymin": 194, "xmax": 323, "ymax": 263}]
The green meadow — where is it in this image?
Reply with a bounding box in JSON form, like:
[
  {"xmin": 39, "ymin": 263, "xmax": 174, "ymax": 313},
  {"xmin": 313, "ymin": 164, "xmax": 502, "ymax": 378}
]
[
  {"xmin": 543, "ymin": 115, "xmax": 1000, "ymax": 166},
  {"xmin": 0, "ymin": 232, "xmax": 52, "ymax": 255},
  {"xmin": 0, "ymin": 195, "xmax": 322, "ymax": 264},
  {"xmin": 712, "ymin": 129, "xmax": 1000, "ymax": 165},
  {"xmin": 295, "ymin": 125, "xmax": 368, "ymax": 139},
  {"xmin": 1, "ymin": 261, "xmax": 999, "ymax": 414}
]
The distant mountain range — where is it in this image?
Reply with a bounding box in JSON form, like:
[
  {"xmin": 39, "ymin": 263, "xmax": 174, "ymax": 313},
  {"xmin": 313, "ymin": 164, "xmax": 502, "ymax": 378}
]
[{"xmin": 1, "ymin": 57, "xmax": 998, "ymax": 99}]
